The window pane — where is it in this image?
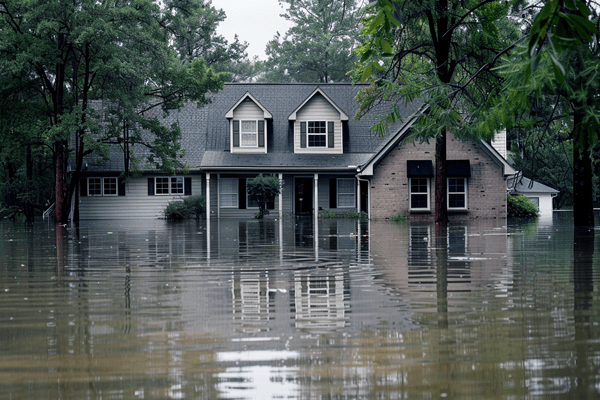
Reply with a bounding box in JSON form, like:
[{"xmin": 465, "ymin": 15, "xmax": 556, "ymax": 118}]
[
  {"xmin": 241, "ymin": 120, "xmax": 256, "ymax": 132},
  {"xmin": 171, "ymin": 177, "xmax": 183, "ymax": 194},
  {"xmin": 88, "ymin": 178, "xmax": 102, "ymax": 196},
  {"xmin": 156, "ymin": 177, "xmax": 170, "ymax": 194},
  {"xmin": 449, "ymin": 194, "xmax": 465, "ymax": 208},
  {"xmin": 308, "ymin": 121, "xmax": 326, "ymax": 133},
  {"xmin": 448, "ymin": 178, "xmax": 465, "ymax": 193},
  {"xmin": 308, "ymin": 121, "xmax": 327, "ymax": 147},
  {"xmin": 308, "ymin": 135, "xmax": 326, "ymax": 147},
  {"xmin": 220, "ymin": 178, "xmax": 238, "ymax": 208},
  {"xmin": 410, "ymin": 178, "xmax": 428, "ymax": 209},
  {"xmin": 411, "ymin": 194, "xmax": 428, "ymax": 209},
  {"xmin": 337, "ymin": 179, "xmax": 355, "ymax": 208},
  {"xmin": 103, "ymin": 178, "xmax": 117, "ymax": 195},
  {"xmin": 241, "ymin": 132, "xmax": 256, "ymax": 147}
]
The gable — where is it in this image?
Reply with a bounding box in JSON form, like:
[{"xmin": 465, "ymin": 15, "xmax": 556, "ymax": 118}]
[
  {"xmin": 296, "ymin": 93, "xmax": 341, "ymax": 121},
  {"xmin": 288, "ymin": 87, "xmax": 349, "ymax": 121}
]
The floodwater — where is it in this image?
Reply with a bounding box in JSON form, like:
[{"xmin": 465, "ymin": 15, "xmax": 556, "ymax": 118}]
[{"xmin": 1, "ymin": 214, "xmax": 599, "ymax": 399}]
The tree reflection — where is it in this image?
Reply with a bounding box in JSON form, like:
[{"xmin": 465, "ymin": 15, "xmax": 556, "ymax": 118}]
[{"xmin": 573, "ymin": 227, "xmax": 595, "ymax": 397}]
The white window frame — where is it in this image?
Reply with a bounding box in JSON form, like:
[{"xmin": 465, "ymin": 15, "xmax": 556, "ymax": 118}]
[
  {"xmin": 447, "ymin": 177, "xmax": 468, "ymax": 210},
  {"xmin": 307, "ymin": 120, "xmax": 328, "ymax": 148},
  {"xmin": 337, "ymin": 178, "xmax": 356, "ymax": 208},
  {"xmin": 103, "ymin": 177, "xmax": 118, "ymax": 196},
  {"xmin": 155, "ymin": 177, "xmax": 184, "ymax": 195},
  {"xmin": 88, "ymin": 177, "xmax": 117, "ymax": 197},
  {"xmin": 409, "ymin": 177, "xmax": 430, "ymax": 211},
  {"xmin": 220, "ymin": 178, "xmax": 238, "ymax": 208},
  {"xmin": 239, "ymin": 119, "xmax": 258, "ymax": 148}
]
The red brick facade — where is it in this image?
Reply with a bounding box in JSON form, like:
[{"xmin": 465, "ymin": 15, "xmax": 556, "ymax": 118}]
[{"xmin": 369, "ymin": 134, "xmax": 507, "ymax": 221}]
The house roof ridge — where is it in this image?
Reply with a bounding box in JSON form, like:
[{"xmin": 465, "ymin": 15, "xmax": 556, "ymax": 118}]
[{"xmin": 224, "ymin": 82, "xmax": 370, "ymax": 87}]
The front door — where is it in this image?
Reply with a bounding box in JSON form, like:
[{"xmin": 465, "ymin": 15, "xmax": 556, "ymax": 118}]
[{"xmin": 294, "ymin": 177, "xmax": 313, "ymax": 215}]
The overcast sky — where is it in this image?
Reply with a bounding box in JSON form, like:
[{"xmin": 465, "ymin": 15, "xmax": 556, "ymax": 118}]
[{"xmin": 214, "ymin": 0, "xmax": 294, "ymax": 61}]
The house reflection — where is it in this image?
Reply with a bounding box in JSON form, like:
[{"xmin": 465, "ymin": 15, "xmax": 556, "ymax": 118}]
[
  {"xmin": 370, "ymin": 219, "xmax": 507, "ymax": 310},
  {"xmin": 232, "ymin": 271, "xmax": 271, "ymax": 333},
  {"xmin": 291, "ymin": 265, "xmax": 348, "ymax": 332}
]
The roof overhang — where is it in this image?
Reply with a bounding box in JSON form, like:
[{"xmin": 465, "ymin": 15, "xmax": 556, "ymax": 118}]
[{"xmin": 478, "ymin": 139, "xmax": 515, "ymax": 176}]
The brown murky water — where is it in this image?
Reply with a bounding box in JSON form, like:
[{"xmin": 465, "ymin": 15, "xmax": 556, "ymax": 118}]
[{"xmin": 1, "ymin": 215, "xmax": 599, "ymax": 399}]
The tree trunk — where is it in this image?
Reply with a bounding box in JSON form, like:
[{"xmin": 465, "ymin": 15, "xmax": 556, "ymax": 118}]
[
  {"xmin": 572, "ymin": 112, "xmax": 595, "ymax": 227},
  {"xmin": 435, "ymin": 131, "xmax": 448, "ymax": 223},
  {"xmin": 53, "ymin": 141, "xmax": 70, "ymax": 223}
]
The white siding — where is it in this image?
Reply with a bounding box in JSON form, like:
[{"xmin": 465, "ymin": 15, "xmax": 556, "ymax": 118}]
[
  {"xmin": 526, "ymin": 193, "xmax": 554, "ymax": 218},
  {"xmin": 294, "ymin": 94, "xmax": 343, "ymax": 154},
  {"xmin": 79, "ymin": 176, "xmax": 203, "ymax": 220}
]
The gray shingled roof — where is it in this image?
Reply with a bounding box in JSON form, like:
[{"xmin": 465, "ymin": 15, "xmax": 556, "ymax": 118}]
[
  {"xmin": 80, "ymin": 83, "xmax": 422, "ymax": 173},
  {"xmin": 508, "ymin": 176, "xmax": 559, "ymax": 194}
]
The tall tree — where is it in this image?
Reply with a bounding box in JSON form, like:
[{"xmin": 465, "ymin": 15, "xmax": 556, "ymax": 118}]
[
  {"xmin": 477, "ymin": 0, "xmax": 599, "ymax": 226},
  {"xmin": 0, "ymin": 0, "xmax": 229, "ymax": 223},
  {"xmin": 262, "ymin": 0, "xmax": 363, "ymax": 82},
  {"xmin": 353, "ymin": 0, "xmax": 526, "ymax": 223}
]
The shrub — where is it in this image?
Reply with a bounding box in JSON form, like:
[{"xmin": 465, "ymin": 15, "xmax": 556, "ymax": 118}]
[
  {"xmin": 183, "ymin": 195, "xmax": 205, "ymax": 219},
  {"xmin": 507, "ymin": 195, "xmax": 539, "ymax": 218},
  {"xmin": 247, "ymin": 174, "xmax": 281, "ymax": 219},
  {"xmin": 164, "ymin": 201, "xmax": 189, "ymax": 220},
  {"xmin": 164, "ymin": 195, "xmax": 206, "ymax": 220}
]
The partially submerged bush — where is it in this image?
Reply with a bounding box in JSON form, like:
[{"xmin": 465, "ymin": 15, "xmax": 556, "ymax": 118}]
[
  {"xmin": 164, "ymin": 195, "xmax": 205, "ymax": 220},
  {"xmin": 183, "ymin": 195, "xmax": 205, "ymax": 219},
  {"xmin": 507, "ymin": 195, "xmax": 539, "ymax": 218},
  {"xmin": 164, "ymin": 201, "xmax": 189, "ymax": 220}
]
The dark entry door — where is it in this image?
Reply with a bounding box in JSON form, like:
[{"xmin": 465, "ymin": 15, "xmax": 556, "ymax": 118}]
[{"xmin": 294, "ymin": 177, "xmax": 313, "ymax": 215}]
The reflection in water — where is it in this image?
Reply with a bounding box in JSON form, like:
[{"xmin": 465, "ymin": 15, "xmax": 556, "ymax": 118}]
[{"xmin": 0, "ymin": 215, "xmax": 599, "ymax": 399}]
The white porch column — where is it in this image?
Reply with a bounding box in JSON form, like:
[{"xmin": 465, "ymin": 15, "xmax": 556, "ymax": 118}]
[
  {"xmin": 356, "ymin": 178, "xmax": 361, "ymax": 212},
  {"xmin": 313, "ymin": 173, "xmax": 319, "ymax": 215},
  {"xmin": 314, "ymin": 173, "xmax": 319, "ymax": 259},
  {"xmin": 206, "ymin": 173, "xmax": 211, "ymax": 260},
  {"xmin": 205, "ymin": 173, "xmax": 211, "ymax": 220},
  {"xmin": 278, "ymin": 173, "xmax": 283, "ymax": 218}
]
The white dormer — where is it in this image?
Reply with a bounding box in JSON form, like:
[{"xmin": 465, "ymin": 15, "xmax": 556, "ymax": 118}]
[
  {"xmin": 226, "ymin": 92, "xmax": 272, "ymax": 154},
  {"xmin": 289, "ymin": 88, "xmax": 348, "ymax": 154}
]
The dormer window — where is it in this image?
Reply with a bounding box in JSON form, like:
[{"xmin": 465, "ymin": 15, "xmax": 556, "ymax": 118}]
[
  {"xmin": 226, "ymin": 92, "xmax": 272, "ymax": 154},
  {"xmin": 290, "ymin": 88, "xmax": 348, "ymax": 155},
  {"xmin": 300, "ymin": 121, "xmax": 335, "ymax": 148},
  {"xmin": 233, "ymin": 119, "xmax": 265, "ymax": 148}
]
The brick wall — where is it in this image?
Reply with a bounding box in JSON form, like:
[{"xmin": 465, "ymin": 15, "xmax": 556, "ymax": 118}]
[{"xmin": 369, "ymin": 134, "xmax": 507, "ymax": 221}]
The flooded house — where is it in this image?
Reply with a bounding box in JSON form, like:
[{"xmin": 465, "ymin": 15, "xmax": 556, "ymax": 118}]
[{"xmin": 74, "ymin": 83, "xmax": 516, "ymax": 221}]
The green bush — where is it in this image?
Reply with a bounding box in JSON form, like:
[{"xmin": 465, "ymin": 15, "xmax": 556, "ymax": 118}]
[
  {"xmin": 247, "ymin": 174, "xmax": 281, "ymax": 219},
  {"xmin": 164, "ymin": 195, "xmax": 206, "ymax": 220},
  {"xmin": 507, "ymin": 195, "xmax": 539, "ymax": 218},
  {"xmin": 183, "ymin": 195, "xmax": 205, "ymax": 219},
  {"xmin": 164, "ymin": 201, "xmax": 190, "ymax": 220}
]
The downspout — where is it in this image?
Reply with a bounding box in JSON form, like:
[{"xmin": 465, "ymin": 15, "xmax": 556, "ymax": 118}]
[{"xmin": 356, "ymin": 168, "xmax": 370, "ymax": 220}]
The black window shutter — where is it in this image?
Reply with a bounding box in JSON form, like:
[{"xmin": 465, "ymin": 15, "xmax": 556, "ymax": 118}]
[
  {"xmin": 328, "ymin": 122, "xmax": 334, "ymax": 148},
  {"xmin": 258, "ymin": 120, "xmax": 265, "ymax": 147},
  {"xmin": 80, "ymin": 178, "xmax": 87, "ymax": 197},
  {"xmin": 329, "ymin": 178, "xmax": 337, "ymax": 208},
  {"xmin": 300, "ymin": 122, "xmax": 306, "ymax": 148},
  {"xmin": 184, "ymin": 177, "xmax": 192, "ymax": 195},
  {"xmin": 238, "ymin": 178, "xmax": 246, "ymax": 209},
  {"xmin": 118, "ymin": 178, "xmax": 126, "ymax": 196},
  {"xmin": 233, "ymin": 120, "xmax": 240, "ymax": 147},
  {"xmin": 148, "ymin": 178, "xmax": 155, "ymax": 196}
]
